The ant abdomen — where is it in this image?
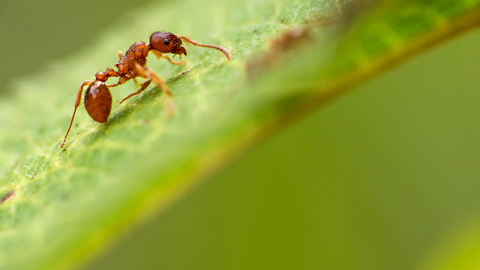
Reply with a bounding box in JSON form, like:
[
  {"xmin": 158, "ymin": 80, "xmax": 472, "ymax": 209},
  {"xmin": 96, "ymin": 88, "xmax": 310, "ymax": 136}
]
[{"xmin": 84, "ymin": 81, "xmax": 112, "ymax": 123}]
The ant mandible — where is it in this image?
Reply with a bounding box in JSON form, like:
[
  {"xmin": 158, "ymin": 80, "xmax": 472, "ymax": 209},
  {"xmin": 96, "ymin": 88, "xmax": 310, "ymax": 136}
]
[{"xmin": 61, "ymin": 31, "xmax": 230, "ymax": 148}]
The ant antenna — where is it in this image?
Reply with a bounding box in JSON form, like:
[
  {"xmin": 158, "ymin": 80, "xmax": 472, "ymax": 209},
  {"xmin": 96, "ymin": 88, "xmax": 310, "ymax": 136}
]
[{"xmin": 179, "ymin": 36, "xmax": 231, "ymax": 60}]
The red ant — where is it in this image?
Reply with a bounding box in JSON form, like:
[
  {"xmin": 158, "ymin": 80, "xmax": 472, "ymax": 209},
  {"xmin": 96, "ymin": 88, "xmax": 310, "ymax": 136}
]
[{"xmin": 61, "ymin": 31, "xmax": 230, "ymax": 148}]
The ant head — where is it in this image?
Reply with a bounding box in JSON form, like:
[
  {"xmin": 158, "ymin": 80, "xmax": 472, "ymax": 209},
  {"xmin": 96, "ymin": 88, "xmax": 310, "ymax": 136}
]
[{"xmin": 149, "ymin": 31, "xmax": 187, "ymax": 57}]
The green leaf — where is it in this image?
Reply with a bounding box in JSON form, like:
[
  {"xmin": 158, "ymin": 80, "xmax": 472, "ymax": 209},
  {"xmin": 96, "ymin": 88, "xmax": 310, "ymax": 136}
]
[
  {"xmin": 419, "ymin": 218, "xmax": 480, "ymax": 270},
  {"xmin": 1, "ymin": 0, "xmax": 479, "ymax": 269}
]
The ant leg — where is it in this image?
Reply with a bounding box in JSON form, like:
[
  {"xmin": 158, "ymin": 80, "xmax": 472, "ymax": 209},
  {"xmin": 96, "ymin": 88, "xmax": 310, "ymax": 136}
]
[
  {"xmin": 107, "ymin": 82, "xmax": 121, "ymax": 88},
  {"xmin": 119, "ymin": 79, "xmax": 152, "ymax": 104},
  {"xmin": 61, "ymin": 80, "xmax": 93, "ymax": 148},
  {"xmin": 143, "ymin": 65, "xmax": 174, "ymax": 115},
  {"xmin": 107, "ymin": 76, "xmax": 129, "ymax": 88},
  {"xmin": 179, "ymin": 36, "xmax": 231, "ymax": 60},
  {"xmin": 151, "ymin": 50, "xmax": 186, "ymax": 65},
  {"xmin": 131, "ymin": 62, "xmax": 174, "ymax": 114}
]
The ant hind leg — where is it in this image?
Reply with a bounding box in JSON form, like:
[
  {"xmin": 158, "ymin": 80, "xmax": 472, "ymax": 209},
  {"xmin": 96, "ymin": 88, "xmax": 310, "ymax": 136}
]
[
  {"xmin": 119, "ymin": 79, "xmax": 152, "ymax": 104},
  {"xmin": 61, "ymin": 80, "xmax": 94, "ymax": 147},
  {"xmin": 107, "ymin": 76, "xmax": 129, "ymax": 88}
]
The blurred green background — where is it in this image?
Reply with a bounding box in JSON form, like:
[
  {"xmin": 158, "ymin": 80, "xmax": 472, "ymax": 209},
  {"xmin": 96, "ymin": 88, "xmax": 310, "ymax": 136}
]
[
  {"xmin": 0, "ymin": 0, "xmax": 156, "ymax": 94},
  {"xmin": 2, "ymin": 1, "xmax": 480, "ymax": 270}
]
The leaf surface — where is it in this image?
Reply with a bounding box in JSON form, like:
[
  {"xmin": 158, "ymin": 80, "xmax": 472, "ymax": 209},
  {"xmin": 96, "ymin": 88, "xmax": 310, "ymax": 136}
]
[{"xmin": 0, "ymin": 0, "xmax": 479, "ymax": 269}]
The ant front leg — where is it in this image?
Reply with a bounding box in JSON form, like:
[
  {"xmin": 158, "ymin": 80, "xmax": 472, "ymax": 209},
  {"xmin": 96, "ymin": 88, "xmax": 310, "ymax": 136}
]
[
  {"xmin": 151, "ymin": 50, "xmax": 186, "ymax": 65},
  {"xmin": 61, "ymin": 80, "xmax": 94, "ymax": 147}
]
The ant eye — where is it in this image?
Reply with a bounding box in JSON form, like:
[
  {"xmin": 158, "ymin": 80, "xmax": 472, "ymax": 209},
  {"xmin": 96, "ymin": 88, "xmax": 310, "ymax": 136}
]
[{"xmin": 163, "ymin": 39, "xmax": 170, "ymax": 45}]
